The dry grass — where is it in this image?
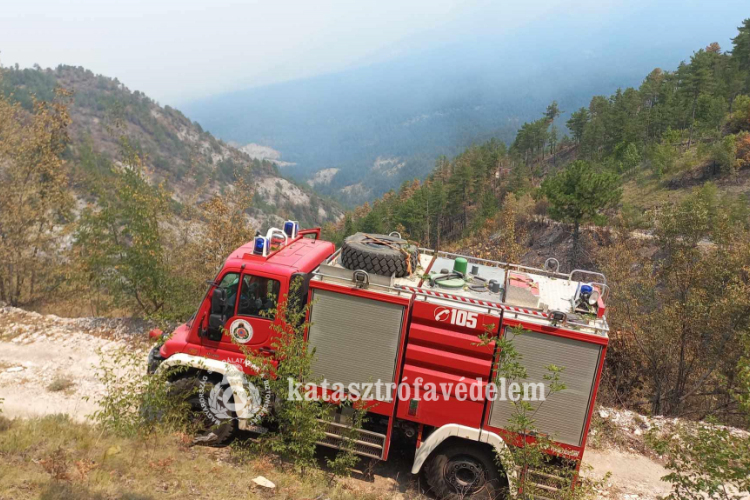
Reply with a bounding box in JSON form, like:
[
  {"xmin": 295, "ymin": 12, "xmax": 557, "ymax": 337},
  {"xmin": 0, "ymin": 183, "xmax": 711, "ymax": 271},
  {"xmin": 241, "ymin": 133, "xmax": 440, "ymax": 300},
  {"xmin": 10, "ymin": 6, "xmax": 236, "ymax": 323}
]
[
  {"xmin": 46, "ymin": 377, "xmax": 75, "ymax": 394},
  {"xmin": 0, "ymin": 415, "xmax": 421, "ymax": 500}
]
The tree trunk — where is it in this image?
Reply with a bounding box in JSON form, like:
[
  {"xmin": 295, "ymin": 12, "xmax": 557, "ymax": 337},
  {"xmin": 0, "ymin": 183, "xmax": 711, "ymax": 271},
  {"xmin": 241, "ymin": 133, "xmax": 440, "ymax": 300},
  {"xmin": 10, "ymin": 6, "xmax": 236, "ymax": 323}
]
[
  {"xmin": 570, "ymin": 220, "xmax": 581, "ymax": 270},
  {"xmin": 687, "ymin": 95, "xmax": 697, "ymax": 150}
]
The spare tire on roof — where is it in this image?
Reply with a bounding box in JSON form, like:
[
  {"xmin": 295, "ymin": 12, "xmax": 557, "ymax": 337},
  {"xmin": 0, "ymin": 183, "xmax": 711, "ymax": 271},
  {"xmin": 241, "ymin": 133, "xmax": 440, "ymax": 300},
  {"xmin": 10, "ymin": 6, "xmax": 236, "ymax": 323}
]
[{"xmin": 340, "ymin": 233, "xmax": 417, "ymax": 278}]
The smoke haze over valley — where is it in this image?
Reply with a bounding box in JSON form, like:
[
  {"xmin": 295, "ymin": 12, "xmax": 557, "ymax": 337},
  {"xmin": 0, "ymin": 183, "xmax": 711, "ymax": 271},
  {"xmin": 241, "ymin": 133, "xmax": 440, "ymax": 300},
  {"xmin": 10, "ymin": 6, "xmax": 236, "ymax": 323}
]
[{"xmin": 181, "ymin": 1, "xmax": 748, "ymax": 203}]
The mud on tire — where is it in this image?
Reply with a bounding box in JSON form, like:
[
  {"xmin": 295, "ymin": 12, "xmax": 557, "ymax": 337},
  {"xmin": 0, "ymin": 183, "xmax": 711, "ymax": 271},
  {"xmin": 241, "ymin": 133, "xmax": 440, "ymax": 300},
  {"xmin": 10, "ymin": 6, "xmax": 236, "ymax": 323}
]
[{"xmin": 340, "ymin": 232, "xmax": 417, "ymax": 278}]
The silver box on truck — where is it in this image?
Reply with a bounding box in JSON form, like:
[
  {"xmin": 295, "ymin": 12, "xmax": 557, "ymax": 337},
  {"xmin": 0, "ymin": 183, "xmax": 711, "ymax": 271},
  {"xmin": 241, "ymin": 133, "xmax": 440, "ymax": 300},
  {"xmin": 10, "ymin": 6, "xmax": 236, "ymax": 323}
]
[
  {"xmin": 307, "ymin": 288, "xmax": 405, "ymax": 401},
  {"xmin": 488, "ymin": 328, "xmax": 602, "ymax": 446}
]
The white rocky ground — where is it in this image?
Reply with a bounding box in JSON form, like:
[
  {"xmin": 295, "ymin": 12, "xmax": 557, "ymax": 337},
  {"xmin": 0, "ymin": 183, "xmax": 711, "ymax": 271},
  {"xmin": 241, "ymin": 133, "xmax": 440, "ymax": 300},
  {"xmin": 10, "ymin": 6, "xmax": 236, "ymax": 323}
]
[
  {"xmin": 0, "ymin": 306, "xmax": 148, "ymax": 420},
  {"xmin": 0, "ymin": 306, "xmax": 744, "ymax": 499},
  {"xmin": 307, "ymin": 167, "xmax": 340, "ymax": 187}
]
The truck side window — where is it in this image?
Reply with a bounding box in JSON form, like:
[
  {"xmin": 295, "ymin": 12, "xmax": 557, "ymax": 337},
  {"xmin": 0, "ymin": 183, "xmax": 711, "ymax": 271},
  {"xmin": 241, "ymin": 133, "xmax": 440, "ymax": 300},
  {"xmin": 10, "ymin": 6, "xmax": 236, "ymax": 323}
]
[
  {"xmin": 238, "ymin": 274, "xmax": 281, "ymax": 320},
  {"xmin": 217, "ymin": 272, "xmax": 241, "ymax": 317}
]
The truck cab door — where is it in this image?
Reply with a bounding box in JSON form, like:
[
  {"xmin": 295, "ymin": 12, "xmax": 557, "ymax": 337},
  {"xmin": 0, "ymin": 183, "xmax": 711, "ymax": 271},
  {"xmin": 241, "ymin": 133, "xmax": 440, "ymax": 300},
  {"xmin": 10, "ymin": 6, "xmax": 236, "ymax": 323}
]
[{"xmin": 201, "ymin": 271, "xmax": 285, "ymax": 372}]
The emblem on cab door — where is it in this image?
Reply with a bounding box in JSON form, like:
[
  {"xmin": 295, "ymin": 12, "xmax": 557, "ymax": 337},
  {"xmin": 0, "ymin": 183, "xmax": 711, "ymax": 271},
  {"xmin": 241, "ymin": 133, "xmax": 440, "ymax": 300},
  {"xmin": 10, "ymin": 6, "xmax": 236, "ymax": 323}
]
[{"xmin": 230, "ymin": 319, "xmax": 253, "ymax": 344}]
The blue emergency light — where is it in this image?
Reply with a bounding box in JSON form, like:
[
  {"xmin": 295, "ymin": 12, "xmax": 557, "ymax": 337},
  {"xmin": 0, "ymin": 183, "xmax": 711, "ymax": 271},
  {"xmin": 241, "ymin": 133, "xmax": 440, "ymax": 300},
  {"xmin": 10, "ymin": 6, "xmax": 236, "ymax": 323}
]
[
  {"xmin": 253, "ymin": 236, "xmax": 269, "ymax": 256},
  {"xmin": 283, "ymin": 220, "xmax": 299, "ymax": 238}
]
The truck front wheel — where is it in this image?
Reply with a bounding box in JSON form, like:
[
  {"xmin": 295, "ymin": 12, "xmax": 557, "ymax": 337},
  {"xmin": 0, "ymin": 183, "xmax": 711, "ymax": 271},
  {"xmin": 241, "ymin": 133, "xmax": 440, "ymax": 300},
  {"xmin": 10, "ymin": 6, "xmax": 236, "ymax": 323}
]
[
  {"xmin": 168, "ymin": 376, "xmax": 237, "ymax": 446},
  {"xmin": 424, "ymin": 442, "xmax": 508, "ymax": 500}
]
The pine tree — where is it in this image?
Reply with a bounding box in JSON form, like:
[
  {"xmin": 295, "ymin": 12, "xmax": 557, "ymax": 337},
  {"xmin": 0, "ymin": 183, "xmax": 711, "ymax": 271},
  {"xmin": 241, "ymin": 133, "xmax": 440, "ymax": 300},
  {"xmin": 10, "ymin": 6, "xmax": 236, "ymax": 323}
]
[
  {"xmin": 545, "ymin": 100, "xmax": 561, "ymax": 121},
  {"xmin": 540, "ymin": 160, "xmax": 621, "ymax": 268},
  {"xmin": 567, "ymin": 107, "xmax": 590, "ymax": 145},
  {"xmin": 731, "ymin": 18, "xmax": 750, "ymax": 74}
]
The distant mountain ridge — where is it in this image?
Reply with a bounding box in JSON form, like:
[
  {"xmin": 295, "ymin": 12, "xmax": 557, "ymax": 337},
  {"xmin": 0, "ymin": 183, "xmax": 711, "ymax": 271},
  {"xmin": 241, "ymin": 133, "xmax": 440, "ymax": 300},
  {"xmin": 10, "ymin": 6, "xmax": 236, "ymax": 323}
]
[
  {"xmin": 0, "ymin": 64, "xmax": 341, "ymax": 228},
  {"xmin": 182, "ymin": 2, "xmax": 747, "ymax": 205}
]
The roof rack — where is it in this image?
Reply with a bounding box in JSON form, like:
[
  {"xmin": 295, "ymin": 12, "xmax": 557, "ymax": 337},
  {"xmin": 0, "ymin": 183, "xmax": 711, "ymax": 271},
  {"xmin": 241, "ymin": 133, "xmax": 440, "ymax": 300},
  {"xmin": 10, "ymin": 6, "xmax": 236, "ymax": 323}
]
[{"xmin": 419, "ymin": 248, "xmax": 610, "ymax": 304}]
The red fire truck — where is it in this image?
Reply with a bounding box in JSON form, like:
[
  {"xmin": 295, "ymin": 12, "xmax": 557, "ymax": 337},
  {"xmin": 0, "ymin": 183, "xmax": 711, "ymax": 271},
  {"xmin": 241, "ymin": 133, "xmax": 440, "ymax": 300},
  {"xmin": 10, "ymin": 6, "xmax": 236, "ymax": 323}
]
[{"xmin": 149, "ymin": 223, "xmax": 609, "ymax": 499}]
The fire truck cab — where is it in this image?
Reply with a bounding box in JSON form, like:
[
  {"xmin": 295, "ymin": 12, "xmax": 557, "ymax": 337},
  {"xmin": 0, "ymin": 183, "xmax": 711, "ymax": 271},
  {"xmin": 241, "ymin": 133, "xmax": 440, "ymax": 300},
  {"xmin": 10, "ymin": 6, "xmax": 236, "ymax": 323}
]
[{"xmin": 152, "ymin": 224, "xmax": 609, "ymax": 499}]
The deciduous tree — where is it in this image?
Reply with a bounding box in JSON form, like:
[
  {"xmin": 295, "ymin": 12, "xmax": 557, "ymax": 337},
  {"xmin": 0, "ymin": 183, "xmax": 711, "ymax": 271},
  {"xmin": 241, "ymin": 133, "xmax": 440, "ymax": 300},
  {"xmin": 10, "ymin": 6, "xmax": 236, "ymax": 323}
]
[{"xmin": 0, "ymin": 85, "xmax": 73, "ymax": 306}]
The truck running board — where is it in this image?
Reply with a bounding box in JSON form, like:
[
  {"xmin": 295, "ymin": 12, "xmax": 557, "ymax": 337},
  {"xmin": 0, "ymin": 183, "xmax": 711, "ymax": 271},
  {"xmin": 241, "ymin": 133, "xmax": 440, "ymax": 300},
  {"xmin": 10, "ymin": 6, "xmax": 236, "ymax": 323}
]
[
  {"xmin": 316, "ymin": 419, "xmax": 386, "ymax": 460},
  {"xmin": 524, "ymin": 467, "xmax": 571, "ymax": 499}
]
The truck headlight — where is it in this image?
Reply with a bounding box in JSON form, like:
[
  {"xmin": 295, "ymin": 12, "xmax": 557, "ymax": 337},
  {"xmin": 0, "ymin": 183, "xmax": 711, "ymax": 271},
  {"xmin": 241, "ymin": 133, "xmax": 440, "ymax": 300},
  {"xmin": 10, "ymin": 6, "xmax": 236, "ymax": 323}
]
[{"xmin": 147, "ymin": 346, "xmax": 165, "ymax": 374}]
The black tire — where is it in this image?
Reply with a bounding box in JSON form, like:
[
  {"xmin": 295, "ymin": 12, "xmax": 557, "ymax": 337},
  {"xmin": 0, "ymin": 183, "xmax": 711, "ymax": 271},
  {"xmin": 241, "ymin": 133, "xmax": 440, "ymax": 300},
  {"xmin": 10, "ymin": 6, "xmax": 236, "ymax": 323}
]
[
  {"xmin": 340, "ymin": 232, "xmax": 417, "ymax": 278},
  {"xmin": 168, "ymin": 376, "xmax": 237, "ymax": 447},
  {"xmin": 424, "ymin": 443, "xmax": 509, "ymax": 500}
]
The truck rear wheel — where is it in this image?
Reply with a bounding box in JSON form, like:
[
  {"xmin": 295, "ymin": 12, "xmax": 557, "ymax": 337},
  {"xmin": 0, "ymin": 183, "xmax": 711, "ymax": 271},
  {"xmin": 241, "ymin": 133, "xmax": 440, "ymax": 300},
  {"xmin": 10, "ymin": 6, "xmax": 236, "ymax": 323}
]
[
  {"xmin": 168, "ymin": 376, "xmax": 236, "ymax": 446},
  {"xmin": 424, "ymin": 442, "xmax": 508, "ymax": 500},
  {"xmin": 340, "ymin": 232, "xmax": 417, "ymax": 278}
]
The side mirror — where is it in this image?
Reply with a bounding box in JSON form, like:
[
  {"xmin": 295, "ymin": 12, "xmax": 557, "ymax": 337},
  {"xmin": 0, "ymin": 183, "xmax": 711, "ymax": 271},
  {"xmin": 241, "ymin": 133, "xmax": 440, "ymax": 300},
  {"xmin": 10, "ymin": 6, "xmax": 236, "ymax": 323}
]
[
  {"xmin": 211, "ymin": 287, "xmax": 227, "ymax": 315},
  {"xmin": 207, "ymin": 288, "xmax": 228, "ymax": 341}
]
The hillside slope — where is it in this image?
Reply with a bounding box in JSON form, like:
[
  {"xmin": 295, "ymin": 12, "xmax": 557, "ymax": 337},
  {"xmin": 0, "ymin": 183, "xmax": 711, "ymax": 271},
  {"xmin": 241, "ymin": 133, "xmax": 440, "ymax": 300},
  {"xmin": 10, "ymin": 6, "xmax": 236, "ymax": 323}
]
[
  {"xmin": 0, "ymin": 65, "xmax": 341, "ymax": 227},
  {"xmin": 331, "ymin": 19, "xmax": 750, "ymax": 254}
]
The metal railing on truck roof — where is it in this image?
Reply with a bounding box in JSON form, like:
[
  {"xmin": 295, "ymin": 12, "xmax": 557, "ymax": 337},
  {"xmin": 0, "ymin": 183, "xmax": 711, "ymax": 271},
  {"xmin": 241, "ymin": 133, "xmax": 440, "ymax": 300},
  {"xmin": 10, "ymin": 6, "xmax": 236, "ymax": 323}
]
[
  {"xmin": 395, "ymin": 285, "xmax": 609, "ymax": 337},
  {"xmin": 419, "ymin": 248, "xmax": 610, "ymax": 304}
]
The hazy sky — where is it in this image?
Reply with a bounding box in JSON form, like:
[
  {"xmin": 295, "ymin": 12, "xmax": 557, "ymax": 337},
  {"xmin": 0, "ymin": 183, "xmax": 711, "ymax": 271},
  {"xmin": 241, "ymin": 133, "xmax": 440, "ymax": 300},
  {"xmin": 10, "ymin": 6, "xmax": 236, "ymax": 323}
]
[{"xmin": 1, "ymin": 0, "xmax": 747, "ymax": 105}]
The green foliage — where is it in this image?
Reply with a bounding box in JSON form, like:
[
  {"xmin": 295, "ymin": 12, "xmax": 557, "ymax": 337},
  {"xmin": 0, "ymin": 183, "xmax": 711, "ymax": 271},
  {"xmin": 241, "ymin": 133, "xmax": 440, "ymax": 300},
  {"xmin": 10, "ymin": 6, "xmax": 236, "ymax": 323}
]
[
  {"xmin": 74, "ymin": 139, "xmax": 193, "ymax": 323},
  {"xmin": 512, "ymin": 101, "xmax": 560, "ymax": 163},
  {"xmin": 332, "ymin": 141, "xmax": 507, "ymax": 246},
  {"xmin": 710, "ymin": 134, "xmax": 738, "ymax": 178},
  {"xmin": 646, "ymin": 128, "xmax": 681, "ymax": 178},
  {"xmin": 731, "ymin": 19, "xmax": 750, "ymax": 73},
  {"xmin": 541, "ymin": 160, "xmax": 621, "ymax": 225},
  {"xmin": 567, "ymin": 107, "xmax": 590, "ymax": 145},
  {"xmin": 552, "ymin": 29, "xmax": 750, "ymax": 182},
  {"xmin": 228, "ymin": 277, "xmax": 366, "ymax": 478},
  {"xmin": 618, "ymin": 142, "xmax": 641, "ymax": 174},
  {"xmin": 599, "ymin": 185, "xmax": 750, "ymax": 418},
  {"xmin": 648, "ymin": 419, "xmax": 750, "ymax": 499},
  {"xmin": 238, "ymin": 276, "xmax": 326, "ymax": 473},
  {"xmin": 730, "ymin": 94, "xmax": 750, "ymax": 130},
  {"xmin": 323, "ymin": 401, "xmax": 365, "ymax": 484},
  {"xmin": 541, "ymin": 160, "xmax": 621, "ymax": 267},
  {"xmin": 90, "ymin": 345, "xmax": 189, "ymax": 438},
  {"xmin": 0, "ymin": 65, "xmax": 57, "ymax": 110},
  {"xmin": 0, "ymin": 84, "xmax": 74, "ymax": 306}
]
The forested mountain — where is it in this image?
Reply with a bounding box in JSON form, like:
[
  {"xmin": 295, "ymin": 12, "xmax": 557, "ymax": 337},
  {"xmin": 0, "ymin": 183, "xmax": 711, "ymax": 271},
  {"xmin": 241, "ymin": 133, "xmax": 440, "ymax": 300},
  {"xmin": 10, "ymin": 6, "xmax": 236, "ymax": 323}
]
[
  {"xmin": 330, "ymin": 20, "xmax": 750, "ymax": 254},
  {"xmin": 0, "ymin": 65, "xmax": 341, "ymax": 228},
  {"xmin": 183, "ymin": 2, "xmax": 746, "ymax": 205}
]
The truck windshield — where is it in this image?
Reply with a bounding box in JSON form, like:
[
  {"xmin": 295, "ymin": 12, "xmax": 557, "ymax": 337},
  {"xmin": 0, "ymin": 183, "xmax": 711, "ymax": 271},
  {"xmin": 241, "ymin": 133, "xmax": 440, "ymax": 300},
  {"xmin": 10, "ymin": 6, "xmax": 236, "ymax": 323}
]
[{"xmin": 238, "ymin": 274, "xmax": 280, "ymax": 319}]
